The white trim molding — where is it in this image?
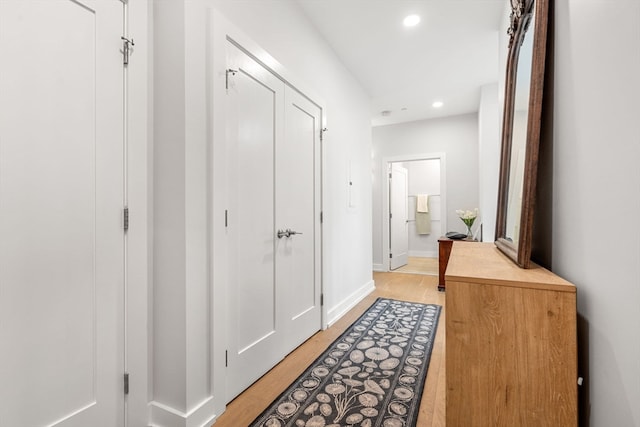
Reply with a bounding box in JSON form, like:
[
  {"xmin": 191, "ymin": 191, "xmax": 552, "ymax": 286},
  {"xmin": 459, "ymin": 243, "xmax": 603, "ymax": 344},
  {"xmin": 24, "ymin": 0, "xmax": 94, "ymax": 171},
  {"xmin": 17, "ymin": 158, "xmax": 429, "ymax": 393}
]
[
  {"xmin": 126, "ymin": 0, "xmax": 151, "ymax": 426},
  {"xmin": 372, "ymin": 263, "xmax": 385, "ymax": 272},
  {"xmin": 326, "ymin": 280, "xmax": 375, "ymax": 327},
  {"xmin": 149, "ymin": 398, "xmax": 217, "ymax": 427},
  {"xmin": 408, "ymin": 250, "xmax": 438, "ymax": 258}
]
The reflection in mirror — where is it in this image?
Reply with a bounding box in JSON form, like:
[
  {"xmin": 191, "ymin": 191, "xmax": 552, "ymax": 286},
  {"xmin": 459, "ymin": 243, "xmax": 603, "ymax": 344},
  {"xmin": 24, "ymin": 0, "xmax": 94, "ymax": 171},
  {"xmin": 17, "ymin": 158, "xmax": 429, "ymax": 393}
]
[{"xmin": 505, "ymin": 8, "xmax": 535, "ymax": 244}]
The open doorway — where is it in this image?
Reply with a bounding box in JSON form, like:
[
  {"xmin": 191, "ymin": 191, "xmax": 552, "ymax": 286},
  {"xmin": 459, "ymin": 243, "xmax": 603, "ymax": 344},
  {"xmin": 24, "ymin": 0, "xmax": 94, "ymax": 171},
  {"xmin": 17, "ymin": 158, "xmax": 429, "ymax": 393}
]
[{"xmin": 383, "ymin": 153, "xmax": 446, "ymax": 275}]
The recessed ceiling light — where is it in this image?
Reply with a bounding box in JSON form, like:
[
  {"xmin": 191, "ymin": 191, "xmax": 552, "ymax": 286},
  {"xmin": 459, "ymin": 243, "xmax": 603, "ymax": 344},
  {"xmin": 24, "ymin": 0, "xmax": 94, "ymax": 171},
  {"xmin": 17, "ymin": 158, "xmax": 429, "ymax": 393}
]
[
  {"xmin": 403, "ymin": 14, "xmax": 421, "ymax": 27},
  {"xmin": 432, "ymin": 101, "xmax": 444, "ymax": 108}
]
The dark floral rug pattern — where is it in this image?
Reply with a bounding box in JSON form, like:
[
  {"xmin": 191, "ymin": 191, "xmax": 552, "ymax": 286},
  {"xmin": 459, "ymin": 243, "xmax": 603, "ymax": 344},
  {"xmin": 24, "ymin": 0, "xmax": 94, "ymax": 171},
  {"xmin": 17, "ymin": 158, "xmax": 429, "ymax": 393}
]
[{"xmin": 250, "ymin": 298, "xmax": 442, "ymax": 427}]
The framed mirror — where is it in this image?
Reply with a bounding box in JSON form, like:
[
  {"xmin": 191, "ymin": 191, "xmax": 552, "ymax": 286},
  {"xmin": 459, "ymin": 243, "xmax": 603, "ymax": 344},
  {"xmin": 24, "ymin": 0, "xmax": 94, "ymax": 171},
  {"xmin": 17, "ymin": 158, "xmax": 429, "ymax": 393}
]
[{"xmin": 495, "ymin": 0, "xmax": 549, "ymax": 268}]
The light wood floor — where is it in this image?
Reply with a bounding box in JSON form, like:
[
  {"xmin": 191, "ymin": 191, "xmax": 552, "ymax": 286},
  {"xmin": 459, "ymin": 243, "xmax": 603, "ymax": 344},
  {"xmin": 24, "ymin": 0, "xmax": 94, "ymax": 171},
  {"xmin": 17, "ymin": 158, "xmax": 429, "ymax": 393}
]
[
  {"xmin": 393, "ymin": 256, "xmax": 439, "ymax": 276},
  {"xmin": 212, "ymin": 272, "xmax": 446, "ymax": 427}
]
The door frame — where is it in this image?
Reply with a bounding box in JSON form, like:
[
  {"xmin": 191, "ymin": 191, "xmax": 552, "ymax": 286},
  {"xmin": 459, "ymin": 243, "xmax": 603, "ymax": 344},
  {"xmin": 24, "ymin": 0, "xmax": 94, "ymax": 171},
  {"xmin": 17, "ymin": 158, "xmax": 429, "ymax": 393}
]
[
  {"xmin": 381, "ymin": 153, "xmax": 447, "ymax": 272},
  {"xmin": 210, "ymin": 9, "xmax": 327, "ymax": 412},
  {"xmin": 124, "ymin": 1, "xmax": 151, "ymax": 426}
]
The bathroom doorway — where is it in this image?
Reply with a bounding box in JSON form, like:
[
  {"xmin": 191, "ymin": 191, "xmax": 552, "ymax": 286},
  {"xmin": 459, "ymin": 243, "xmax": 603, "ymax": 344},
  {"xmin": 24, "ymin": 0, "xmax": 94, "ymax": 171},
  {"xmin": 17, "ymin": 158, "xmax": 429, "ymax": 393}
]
[{"xmin": 383, "ymin": 153, "xmax": 446, "ymax": 274}]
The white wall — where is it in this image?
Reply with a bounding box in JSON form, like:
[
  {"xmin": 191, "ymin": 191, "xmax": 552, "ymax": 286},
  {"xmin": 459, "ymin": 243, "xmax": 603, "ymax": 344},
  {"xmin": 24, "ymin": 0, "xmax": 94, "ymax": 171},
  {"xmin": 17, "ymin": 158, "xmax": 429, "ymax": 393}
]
[
  {"xmin": 477, "ymin": 3, "xmax": 512, "ymax": 245},
  {"xmin": 478, "ymin": 83, "xmax": 500, "ymax": 242},
  {"xmin": 153, "ymin": 0, "xmax": 373, "ymax": 424},
  {"xmin": 553, "ymin": 1, "xmax": 640, "ymax": 425},
  {"xmin": 372, "ymin": 114, "xmax": 479, "ymax": 268},
  {"xmin": 153, "ymin": 1, "xmax": 216, "ymax": 424}
]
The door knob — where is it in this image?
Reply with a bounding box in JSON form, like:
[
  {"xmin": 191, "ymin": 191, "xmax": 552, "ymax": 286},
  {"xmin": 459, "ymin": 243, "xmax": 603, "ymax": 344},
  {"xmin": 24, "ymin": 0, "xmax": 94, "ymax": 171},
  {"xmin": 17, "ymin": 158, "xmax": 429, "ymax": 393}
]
[
  {"xmin": 277, "ymin": 229, "xmax": 303, "ymax": 238},
  {"xmin": 286, "ymin": 228, "xmax": 303, "ymax": 236}
]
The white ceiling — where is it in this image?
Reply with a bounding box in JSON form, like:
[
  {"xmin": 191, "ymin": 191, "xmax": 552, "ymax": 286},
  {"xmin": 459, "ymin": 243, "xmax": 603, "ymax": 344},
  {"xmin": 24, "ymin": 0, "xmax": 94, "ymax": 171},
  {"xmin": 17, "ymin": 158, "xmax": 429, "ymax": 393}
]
[{"xmin": 296, "ymin": 0, "xmax": 507, "ymax": 126}]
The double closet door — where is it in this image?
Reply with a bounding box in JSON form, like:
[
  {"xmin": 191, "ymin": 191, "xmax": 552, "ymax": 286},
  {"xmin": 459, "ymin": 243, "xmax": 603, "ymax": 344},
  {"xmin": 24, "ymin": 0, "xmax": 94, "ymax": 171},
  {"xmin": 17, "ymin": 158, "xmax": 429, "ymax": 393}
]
[{"xmin": 225, "ymin": 41, "xmax": 323, "ymax": 401}]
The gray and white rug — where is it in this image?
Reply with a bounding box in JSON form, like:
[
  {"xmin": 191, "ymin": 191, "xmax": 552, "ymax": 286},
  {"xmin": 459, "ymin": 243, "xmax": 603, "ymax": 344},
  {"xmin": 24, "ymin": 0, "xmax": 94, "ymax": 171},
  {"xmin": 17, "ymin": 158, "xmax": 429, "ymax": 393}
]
[{"xmin": 250, "ymin": 298, "xmax": 442, "ymax": 427}]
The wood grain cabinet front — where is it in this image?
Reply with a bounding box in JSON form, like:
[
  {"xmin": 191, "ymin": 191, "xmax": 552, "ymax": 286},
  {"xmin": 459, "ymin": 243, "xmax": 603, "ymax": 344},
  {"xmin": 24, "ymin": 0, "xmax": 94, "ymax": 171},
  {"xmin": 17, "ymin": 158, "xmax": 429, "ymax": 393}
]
[{"xmin": 445, "ymin": 243, "xmax": 578, "ymax": 427}]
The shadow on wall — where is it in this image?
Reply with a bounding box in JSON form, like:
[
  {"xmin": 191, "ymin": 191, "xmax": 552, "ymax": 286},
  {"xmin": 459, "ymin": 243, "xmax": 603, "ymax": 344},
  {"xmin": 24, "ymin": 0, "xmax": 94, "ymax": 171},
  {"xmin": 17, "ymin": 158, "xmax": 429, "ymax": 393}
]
[
  {"xmin": 531, "ymin": 1, "xmax": 554, "ymax": 270},
  {"xmin": 578, "ymin": 310, "xmax": 640, "ymax": 427},
  {"xmin": 577, "ymin": 313, "xmax": 590, "ymax": 427}
]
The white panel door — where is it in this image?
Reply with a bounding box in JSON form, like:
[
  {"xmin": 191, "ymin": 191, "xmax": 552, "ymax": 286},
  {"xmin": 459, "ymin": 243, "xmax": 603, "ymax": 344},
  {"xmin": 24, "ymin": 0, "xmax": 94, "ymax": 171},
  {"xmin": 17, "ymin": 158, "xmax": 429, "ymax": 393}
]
[
  {"xmin": 0, "ymin": 1, "xmax": 125, "ymax": 426},
  {"xmin": 389, "ymin": 164, "xmax": 409, "ymax": 270},
  {"xmin": 277, "ymin": 88, "xmax": 322, "ymax": 355},
  {"xmin": 225, "ymin": 42, "xmax": 322, "ymax": 401},
  {"xmin": 226, "ymin": 42, "xmax": 285, "ymax": 400}
]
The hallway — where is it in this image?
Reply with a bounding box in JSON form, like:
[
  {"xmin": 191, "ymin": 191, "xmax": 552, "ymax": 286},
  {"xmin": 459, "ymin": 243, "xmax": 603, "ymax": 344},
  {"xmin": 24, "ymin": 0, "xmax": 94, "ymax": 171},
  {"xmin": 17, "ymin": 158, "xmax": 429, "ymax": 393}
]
[{"xmin": 213, "ymin": 272, "xmax": 446, "ymax": 426}]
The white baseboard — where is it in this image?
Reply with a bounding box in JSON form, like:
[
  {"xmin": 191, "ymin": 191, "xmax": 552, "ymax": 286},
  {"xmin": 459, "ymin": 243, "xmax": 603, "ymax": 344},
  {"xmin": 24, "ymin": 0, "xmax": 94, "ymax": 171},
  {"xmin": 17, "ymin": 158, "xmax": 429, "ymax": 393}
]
[
  {"xmin": 326, "ymin": 279, "xmax": 375, "ymax": 327},
  {"xmin": 149, "ymin": 397, "xmax": 216, "ymax": 427},
  {"xmin": 372, "ymin": 263, "xmax": 385, "ymax": 272},
  {"xmin": 408, "ymin": 250, "xmax": 437, "ymax": 258}
]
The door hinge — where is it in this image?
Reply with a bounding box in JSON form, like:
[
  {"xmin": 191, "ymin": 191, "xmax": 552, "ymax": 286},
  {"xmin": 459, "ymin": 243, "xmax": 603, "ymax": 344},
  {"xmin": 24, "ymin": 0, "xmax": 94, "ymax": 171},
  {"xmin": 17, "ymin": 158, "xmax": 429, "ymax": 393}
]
[
  {"xmin": 123, "ymin": 207, "xmax": 129, "ymax": 231},
  {"xmin": 124, "ymin": 373, "xmax": 129, "ymax": 395},
  {"xmin": 121, "ymin": 36, "xmax": 134, "ymax": 66},
  {"xmin": 389, "ymin": 253, "xmax": 393, "ymax": 259},
  {"xmin": 389, "ymin": 212, "xmax": 392, "ymax": 219},
  {"xmin": 389, "ymin": 172, "xmax": 392, "ymax": 179},
  {"xmin": 320, "ymin": 211, "xmax": 323, "ymax": 224},
  {"xmin": 320, "ymin": 127, "xmax": 328, "ymax": 142},
  {"xmin": 225, "ymin": 210, "xmax": 228, "ymax": 228},
  {"xmin": 320, "ymin": 293, "xmax": 324, "ymax": 306},
  {"xmin": 225, "ymin": 350, "xmax": 228, "ymax": 367},
  {"xmin": 226, "ymin": 69, "xmax": 238, "ymax": 90}
]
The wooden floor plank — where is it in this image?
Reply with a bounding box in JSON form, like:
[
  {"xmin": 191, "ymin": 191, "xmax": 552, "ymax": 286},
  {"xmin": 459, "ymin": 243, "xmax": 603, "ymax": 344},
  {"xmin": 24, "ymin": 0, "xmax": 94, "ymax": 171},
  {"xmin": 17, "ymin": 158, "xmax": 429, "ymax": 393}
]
[
  {"xmin": 212, "ymin": 272, "xmax": 446, "ymax": 427},
  {"xmin": 394, "ymin": 256, "xmax": 439, "ymax": 276}
]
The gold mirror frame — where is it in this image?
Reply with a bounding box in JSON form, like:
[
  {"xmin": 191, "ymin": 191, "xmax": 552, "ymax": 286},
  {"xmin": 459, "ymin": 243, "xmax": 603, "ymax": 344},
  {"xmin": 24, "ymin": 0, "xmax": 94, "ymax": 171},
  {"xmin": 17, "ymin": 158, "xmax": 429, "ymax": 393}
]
[{"xmin": 495, "ymin": 0, "xmax": 549, "ymax": 268}]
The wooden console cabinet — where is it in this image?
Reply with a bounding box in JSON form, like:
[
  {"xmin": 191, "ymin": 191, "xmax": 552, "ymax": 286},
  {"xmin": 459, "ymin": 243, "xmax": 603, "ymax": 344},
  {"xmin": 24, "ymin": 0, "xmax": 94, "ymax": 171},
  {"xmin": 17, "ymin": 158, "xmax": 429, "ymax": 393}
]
[
  {"xmin": 446, "ymin": 243, "xmax": 578, "ymax": 426},
  {"xmin": 438, "ymin": 237, "xmax": 475, "ymax": 291},
  {"xmin": 437, "ymin": 237, "xmax": 453, "ymax": 291}
]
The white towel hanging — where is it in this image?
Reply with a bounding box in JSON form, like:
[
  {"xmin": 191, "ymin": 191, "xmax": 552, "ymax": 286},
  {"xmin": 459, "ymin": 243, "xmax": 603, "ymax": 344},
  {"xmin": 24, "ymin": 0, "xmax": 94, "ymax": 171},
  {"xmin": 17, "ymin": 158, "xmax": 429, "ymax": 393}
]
[{"xmin": 416, "ymin": 194, "xmax": 429, "ymax": 213}]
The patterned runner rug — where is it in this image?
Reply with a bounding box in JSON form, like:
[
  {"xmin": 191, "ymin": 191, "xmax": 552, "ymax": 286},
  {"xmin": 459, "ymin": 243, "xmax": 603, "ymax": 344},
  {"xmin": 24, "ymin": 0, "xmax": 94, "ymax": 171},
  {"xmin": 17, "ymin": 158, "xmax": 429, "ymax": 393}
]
[{"xmin": 250, "ymin": 298, "xmax": 442, "ymax": 427}]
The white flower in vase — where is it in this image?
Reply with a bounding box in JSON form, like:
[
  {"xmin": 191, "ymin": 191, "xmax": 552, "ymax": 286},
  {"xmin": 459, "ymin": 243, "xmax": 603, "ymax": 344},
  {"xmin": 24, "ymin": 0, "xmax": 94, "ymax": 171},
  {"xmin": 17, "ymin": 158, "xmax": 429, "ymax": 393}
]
[{"xmin": 455, "ymin": 208, "xmax": 479, "ymax": 238}]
